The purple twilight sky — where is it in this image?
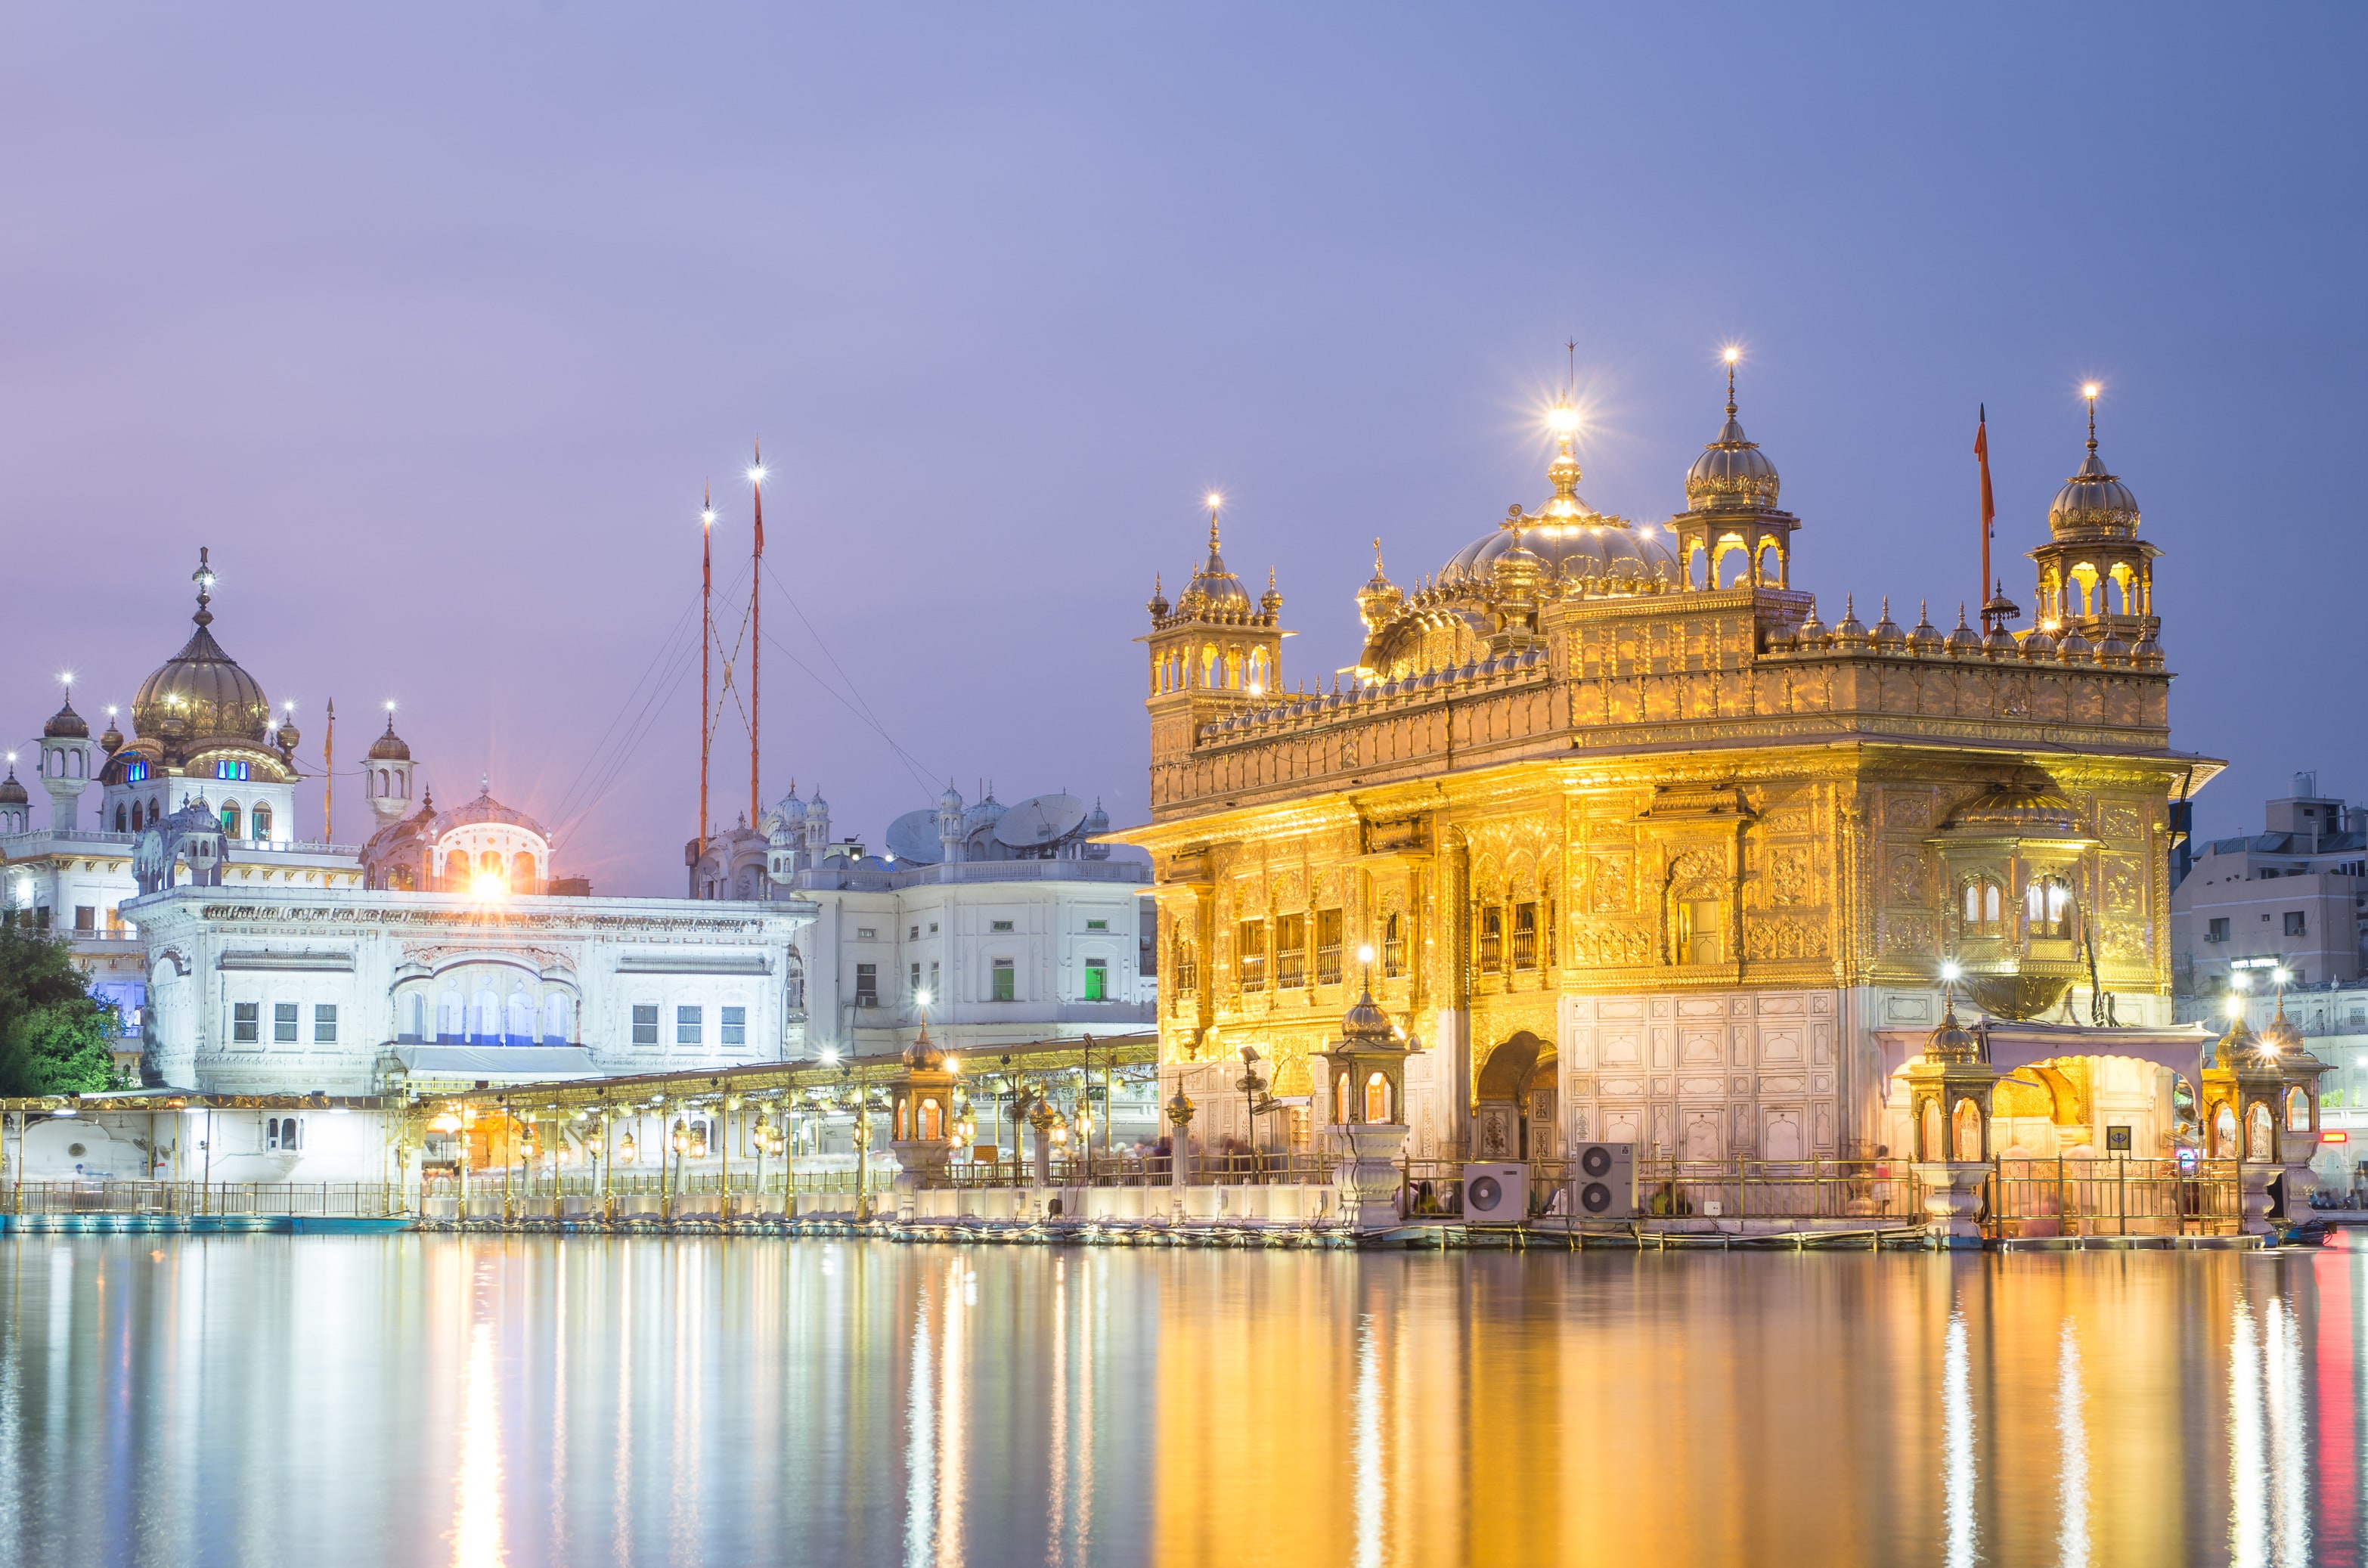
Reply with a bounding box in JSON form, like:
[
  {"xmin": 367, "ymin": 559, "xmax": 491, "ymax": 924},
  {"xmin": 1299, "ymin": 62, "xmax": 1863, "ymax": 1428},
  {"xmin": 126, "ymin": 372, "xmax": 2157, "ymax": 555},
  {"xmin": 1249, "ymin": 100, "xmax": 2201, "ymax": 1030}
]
[{"xmin": 2, "ymin": 5, "xmax": 2361, "ymax": 894}]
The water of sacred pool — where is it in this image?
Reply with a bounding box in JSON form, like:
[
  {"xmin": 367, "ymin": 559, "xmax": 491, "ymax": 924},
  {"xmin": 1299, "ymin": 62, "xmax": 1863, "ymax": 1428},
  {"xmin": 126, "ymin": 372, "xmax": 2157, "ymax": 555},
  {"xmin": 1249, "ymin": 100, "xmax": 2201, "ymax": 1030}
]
[{"xmin": 0, "ymin": 1233, "xmax": 2359, "ymax": 1566}]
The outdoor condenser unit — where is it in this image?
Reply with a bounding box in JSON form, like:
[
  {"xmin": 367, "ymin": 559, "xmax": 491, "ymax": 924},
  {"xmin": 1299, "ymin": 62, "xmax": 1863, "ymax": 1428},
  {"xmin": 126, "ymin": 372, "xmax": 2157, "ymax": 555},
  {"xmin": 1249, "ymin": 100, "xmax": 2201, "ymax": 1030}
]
[
  {"xmin": 1570, "ymin": 1142, "xmax": 1635, "ymax": 1219},
  {"xmin": 1460, "ymin": 1162, "xmax": 1528, "ymax": 1222}
]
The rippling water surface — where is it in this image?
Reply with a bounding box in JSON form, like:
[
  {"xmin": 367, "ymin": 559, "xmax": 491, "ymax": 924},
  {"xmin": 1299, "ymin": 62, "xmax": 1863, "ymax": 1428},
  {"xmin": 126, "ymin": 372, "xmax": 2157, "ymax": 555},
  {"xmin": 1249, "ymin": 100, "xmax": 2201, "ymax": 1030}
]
[{"xmin": 1, "ymin": 1233, "xmax": 2363, "ymax": 1566}]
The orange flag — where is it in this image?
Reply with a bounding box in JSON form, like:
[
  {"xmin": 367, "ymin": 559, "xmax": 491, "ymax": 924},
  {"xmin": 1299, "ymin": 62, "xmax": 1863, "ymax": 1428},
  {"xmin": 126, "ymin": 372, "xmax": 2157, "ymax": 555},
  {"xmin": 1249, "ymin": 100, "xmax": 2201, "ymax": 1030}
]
[{"xmin": 1974, "ymin": 404, "xmax": 1995, "ymax": 620}]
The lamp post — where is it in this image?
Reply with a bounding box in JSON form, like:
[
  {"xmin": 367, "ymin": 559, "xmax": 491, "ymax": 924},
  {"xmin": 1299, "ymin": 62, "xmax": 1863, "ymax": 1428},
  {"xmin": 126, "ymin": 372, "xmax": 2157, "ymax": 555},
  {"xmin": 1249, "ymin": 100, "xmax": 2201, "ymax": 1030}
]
[{"xmin": 1235, "ymin": 1045, "xmax": 1282, "ymax": 1181}]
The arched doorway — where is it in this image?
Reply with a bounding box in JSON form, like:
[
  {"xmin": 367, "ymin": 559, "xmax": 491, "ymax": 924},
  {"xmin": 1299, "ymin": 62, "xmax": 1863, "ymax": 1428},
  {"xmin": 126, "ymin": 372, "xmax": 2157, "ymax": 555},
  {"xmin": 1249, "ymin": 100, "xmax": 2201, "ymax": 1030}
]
[{"xmin": 1474, "ymin": 1030, "xmax": 1557, "ymax": 1161}]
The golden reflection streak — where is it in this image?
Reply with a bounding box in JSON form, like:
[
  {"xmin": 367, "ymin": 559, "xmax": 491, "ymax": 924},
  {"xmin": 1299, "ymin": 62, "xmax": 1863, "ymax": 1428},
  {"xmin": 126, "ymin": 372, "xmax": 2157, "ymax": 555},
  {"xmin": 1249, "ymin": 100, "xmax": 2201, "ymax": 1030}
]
[
  {"xmin": 1048, "ymin": 1257, "xmax": 1067, "ymax": 1566},
  {"xmin": 1943, "ymin": 1304, "xmax": 1975, "ymax": 1568},
  {"xmin": 1352, "ymin": 1311, "xmax": 1382, "ymax": 1568},
  {"xmin": 2055, "ymin": 1321, "xmax": 2087, "ymax": 1568},
  {"xmin": 904, "ymin": 1278, "xmax": 934, "ymax": 1568},
  {"xmin": 453, "ymin": 1316, "xmax": 504, "ymax": 1567},
  {"xmin": 612, "ymin": 1242, "xmax": 633, "ymax": 1568},
  {"xmin": 934, "ymin": 1255, "xmax": 966, "ymax": 1568},
  {"xmin": 2230, "ymin": 1298, "xmax": 2263, "ymax": 1568}
]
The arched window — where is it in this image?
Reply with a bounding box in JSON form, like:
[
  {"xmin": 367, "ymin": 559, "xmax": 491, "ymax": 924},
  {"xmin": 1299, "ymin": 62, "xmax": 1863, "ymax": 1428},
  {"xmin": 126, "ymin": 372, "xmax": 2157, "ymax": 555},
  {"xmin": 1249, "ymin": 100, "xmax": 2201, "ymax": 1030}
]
[
  {"xmin": 439, "ymin": 990, "xmax": 464, "ymax": 1041},
  {"xmin": 2286, "ymin": 1087, "xmax": 2311, "ymax": 1134},
  {"xmin": 474, "ymin": 990, "xmax": 500, "ymax": 1041},
  {"xmin": 1335, "ymin": 1070, "xmax": 1351, "ymax": 1124},
  {"xmin": 404, "ymin": 993, "xmax": 425, "ymax": 1040},
  {"xmin": 2026, "ymin": 876, "xmax": 2072, "ymax": 938},
  {"xmin": 148, "ymin": 796, "xmax": 160, "ymax": 823},
  {"xmin": 130, "ymin": 801, "xmax": 143, "ymax": 832},
  {"xmin": 2211, "ymin": 1102, "xmax": 2237, "ymax": 1159},
  {"xmin": 1364, "ymin": 1071, "xmax": 1392, "ymax": 1125},
  {"xmin": 1951, "ymin": 1098, "xmax": 1984, "ymax": 1161},
  {"xmin": 543, "ymin": 993, "xmax": 572, "ymax": 1044},
  {"xmin": 250, "ymin": 804, "xmax": 271, "ymax": 841},
  {"xmin": 505, "ymin": 990, "xmax": 534, "ymax": 1043},
  {"xmin": 1200, "ymin": 645, "xmax": 1217, "ymax": 686},
  {"xmin": 895, "ymin": 1101, "xmax": 910, "ymax": 1141},
  {"xmin": 479, "ymin": 849, "xmax": 502, "ymax": 878},
  {"xmin": 1961, "ymin": 878, "xmax": 2004, "ymax": 935},
  {"xmin": 1246, "ymin": 649, "xmax": 1268, "ymax": 693},
  {"xmin": 2246, "ymin": 1101, "xmax": 2274, "ymax": 1162},
  {"xmin": 220, "ymin": 802, "xmax": 242, "ymax": 838},
  {"xmin": 921, "ymin": 1100, "xmax": 943, "ymax": 1142},
  {"xmin": 116, "ymin": 804, "xmax": 128, "ymax": 832}
]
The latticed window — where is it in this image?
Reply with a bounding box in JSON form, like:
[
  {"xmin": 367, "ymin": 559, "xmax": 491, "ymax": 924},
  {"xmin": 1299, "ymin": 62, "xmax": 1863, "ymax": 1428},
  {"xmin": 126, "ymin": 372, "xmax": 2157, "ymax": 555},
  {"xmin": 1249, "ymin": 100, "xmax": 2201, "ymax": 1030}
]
[
  {"xmin": 1382, "ymin": 913, "xmax": 1406, "ymax": 978},
  {"xmin": 1961, "ymin": 878, "xmax": 2004, "ymax": 936},
  {"xmin": 1173, "ymin": 935, "xmax": 1197, "ymax": 997},
  {"xmin": 1316, "ymin": 909, "xmax": 1343, "ymax": 984},
  {"xmin": 1511, "ymin": 903, "xmax": 1539, "ymax": 969},
  {"xmin": 1236, "ymin": 921, "xmax": 1266, "ymax": 993},
  {"xmin": 2026, "ymin": 876, "xmax": 2072, "ymax": 938},
  {"xmin": 1275, "ymin": 913, "xmax": 1306, "ymax": 989},
  {"xmin": 1478, "ymin": 908, "xmax": 1503, "ymax": 974}
]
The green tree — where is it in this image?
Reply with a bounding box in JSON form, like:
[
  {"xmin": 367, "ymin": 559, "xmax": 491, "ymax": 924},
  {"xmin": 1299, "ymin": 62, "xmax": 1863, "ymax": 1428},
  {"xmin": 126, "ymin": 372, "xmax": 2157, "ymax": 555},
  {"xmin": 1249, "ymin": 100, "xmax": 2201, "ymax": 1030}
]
[{"xmin": 0, "ymin": 922, "xmax": 122, "ymax": 1096}]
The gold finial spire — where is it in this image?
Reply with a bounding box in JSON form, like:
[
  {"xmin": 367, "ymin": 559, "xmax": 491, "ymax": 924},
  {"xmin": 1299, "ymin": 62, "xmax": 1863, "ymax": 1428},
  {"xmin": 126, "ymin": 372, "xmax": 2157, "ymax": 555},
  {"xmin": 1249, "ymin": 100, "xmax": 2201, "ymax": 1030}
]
[
  {"xmin": 191, "ymin": 546, "xmax": 215, "ymax": 628},
  {"xmin": 2082, "ymin": 383, "xmax": 2101, "ymax": 454},
  {"xmin": 1372, "ymin": 537, "xmax": 1384, "ymax": 574},
  {"xmin": 1724, "ymin": 345, "xmax": 1740, "ymax": 417}
]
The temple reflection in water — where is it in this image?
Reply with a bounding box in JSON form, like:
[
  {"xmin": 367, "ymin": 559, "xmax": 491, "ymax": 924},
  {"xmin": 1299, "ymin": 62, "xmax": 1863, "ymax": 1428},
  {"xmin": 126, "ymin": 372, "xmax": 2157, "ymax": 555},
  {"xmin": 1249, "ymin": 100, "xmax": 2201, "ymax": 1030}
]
[{"xmin": 2, "ymin": 1236, "xmax": 2363, "ymax": 1566}]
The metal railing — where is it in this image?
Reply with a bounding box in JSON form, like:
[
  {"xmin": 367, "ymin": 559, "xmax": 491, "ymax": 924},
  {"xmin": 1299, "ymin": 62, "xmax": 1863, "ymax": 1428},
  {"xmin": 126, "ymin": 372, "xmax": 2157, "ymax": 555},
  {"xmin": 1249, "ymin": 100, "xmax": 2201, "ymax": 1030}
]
[
  {"xmin": 1982, "ymin": 1157, "xmax": 2242, "ymax": 1238},
  {"xmin": 8, "ymin": 1180, "xmax": 408, "ymax": 1218}
]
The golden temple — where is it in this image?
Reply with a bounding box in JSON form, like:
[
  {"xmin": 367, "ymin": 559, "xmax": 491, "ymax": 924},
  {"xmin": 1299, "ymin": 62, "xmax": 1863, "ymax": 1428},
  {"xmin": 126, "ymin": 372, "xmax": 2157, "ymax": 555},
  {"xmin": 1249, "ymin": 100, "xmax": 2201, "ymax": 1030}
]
[{"xmin": 1123, "ymin": 365, "xmax": 2219, "ymax": 1164}]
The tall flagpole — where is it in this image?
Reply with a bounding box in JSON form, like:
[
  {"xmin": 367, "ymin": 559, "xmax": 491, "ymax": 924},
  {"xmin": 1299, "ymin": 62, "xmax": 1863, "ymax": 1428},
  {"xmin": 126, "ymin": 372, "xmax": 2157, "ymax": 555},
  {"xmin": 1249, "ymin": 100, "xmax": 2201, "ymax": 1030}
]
[
  {"xmin": 323, "ymin": 698, "xmax": 336, "ymax": 842},
  {"xmin": 699, "ymin": 485, "xmax": 714, "ymax": 865},
  {"xmin": 749, "ymin": 441, "xmax": 765, "ymax": 827},
  {"xmin": 1974, "ymin": 404, "xmax": 1996, "ymax": 630}
]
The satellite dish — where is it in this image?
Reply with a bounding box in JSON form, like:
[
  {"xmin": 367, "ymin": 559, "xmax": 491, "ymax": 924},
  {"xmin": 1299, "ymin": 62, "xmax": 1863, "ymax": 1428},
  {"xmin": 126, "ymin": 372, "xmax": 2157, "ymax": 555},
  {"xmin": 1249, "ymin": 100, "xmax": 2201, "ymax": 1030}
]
[
  {"xmin": 993, "ymin": 793, "xmax": 1087, "ymax": 851},
  {"xmin": 885, "ymin": 810, "xmax": 946, "ymax": 865}
]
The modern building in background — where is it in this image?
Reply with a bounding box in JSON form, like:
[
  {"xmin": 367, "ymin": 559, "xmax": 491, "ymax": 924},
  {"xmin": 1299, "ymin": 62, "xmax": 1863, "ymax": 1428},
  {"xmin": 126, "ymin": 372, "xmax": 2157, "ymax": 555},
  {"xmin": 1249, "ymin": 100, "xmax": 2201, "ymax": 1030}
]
[
  {"xmin": 2170, "ymin": 772, "xmax": 2367, "ymax": 994},
  {"xmin": 687, "ymin": 780, "xmax": 1155, "ymax": 1061}
]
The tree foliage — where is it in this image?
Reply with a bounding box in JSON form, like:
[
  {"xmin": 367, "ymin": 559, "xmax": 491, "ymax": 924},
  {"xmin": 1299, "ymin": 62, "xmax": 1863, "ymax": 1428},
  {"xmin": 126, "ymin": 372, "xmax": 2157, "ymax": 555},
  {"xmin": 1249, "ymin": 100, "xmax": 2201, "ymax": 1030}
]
[{"xmin": 0, "ymin": 922, "xmax": 122, "ymax": 1096}]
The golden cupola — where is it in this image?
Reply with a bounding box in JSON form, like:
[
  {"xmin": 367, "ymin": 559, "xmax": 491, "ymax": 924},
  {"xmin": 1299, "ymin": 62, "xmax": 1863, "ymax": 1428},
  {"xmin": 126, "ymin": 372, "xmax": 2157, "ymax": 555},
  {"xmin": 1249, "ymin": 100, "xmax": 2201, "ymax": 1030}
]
[
  {"xmin": 1670, "ymin": 354, "xmax": 1799, "ymax": 592},
  {"xmin": 130, "ymin": 548, "xmax": 274, "ymax": 756},
  {"xmin": 2027, "ymin": 388, "xmax": 2161, "ymax": 660},
  {"xmin": 1355, "ymin": 541, "xmax": 1403, "ymax": 634}
]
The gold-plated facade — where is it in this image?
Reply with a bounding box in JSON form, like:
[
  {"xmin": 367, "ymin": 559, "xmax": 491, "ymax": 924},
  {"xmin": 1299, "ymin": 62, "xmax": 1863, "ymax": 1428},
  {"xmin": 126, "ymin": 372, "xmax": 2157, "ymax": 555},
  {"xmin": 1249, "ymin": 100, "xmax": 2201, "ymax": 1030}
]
[{"xmin": 1124, "ymin": 375, "xmax": 2217, "ymax": 1162}]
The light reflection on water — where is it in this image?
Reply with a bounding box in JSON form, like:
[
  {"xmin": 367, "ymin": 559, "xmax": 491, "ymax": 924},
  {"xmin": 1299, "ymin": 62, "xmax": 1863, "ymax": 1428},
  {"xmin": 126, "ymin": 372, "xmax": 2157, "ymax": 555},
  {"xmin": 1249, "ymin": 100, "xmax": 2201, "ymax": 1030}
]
[{"xmin": 0, "ymin": 1234, "xmax": 2363, "ymax": 1567}]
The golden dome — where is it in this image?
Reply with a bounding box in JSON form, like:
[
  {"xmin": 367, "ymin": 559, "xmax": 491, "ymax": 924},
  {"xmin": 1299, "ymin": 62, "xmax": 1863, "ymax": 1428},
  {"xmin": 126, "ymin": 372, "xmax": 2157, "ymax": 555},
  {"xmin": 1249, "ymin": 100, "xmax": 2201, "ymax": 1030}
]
[
  {"xmin": 1341, "ymin": 985, "xmax": 1394, "ymax": 1046},
  {"xmin": 1683, "ymin": 365, "xmax": 1781, "ymax": 512},
  {"xmin": 0, "ymin": 766, "xmax": 26, "ymax": 807},
  {"xmin": 42, "ymin": 694, "xmax": 88, "ymax": 739},
  {"xmin": 2047, "ymin": 404, "xmax": 2140, "ymax": 537},
  {"xmin": 1924, "ymin": 996, "xmax": 1979, "ymax": 1064},
  {"xmin": 2260, "ymin": 1001, "xmax": 2304, "ymax": 1055},
  {"xmin": 902, "ymin": 1021, "xmax": 947, "ymax": 1071},
  {"xmin": 132, "ymin": 551, "xmax": 272, "ymax": 751},
  {"xmin": 1945, "ymin": 776, "xmax": 2081, "ymax": 835},
  {"xmin": 366, "ymin": 711, "xmax": 412, "ymax": 762}
]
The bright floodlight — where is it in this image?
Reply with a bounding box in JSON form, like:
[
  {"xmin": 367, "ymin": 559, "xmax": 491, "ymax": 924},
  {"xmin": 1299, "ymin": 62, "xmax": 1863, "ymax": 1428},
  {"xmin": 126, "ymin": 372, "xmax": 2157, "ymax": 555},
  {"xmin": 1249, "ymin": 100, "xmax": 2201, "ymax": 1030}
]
[
  {"xmin": 747, "ymin": 465, "xmax": 767, "ymax": 484},
  {"xmin": 916, "ymin": 989, "xmax": 932, "ymax": 1009},
  {"xmin": 1205, "ymin": 491, "xmax": 1223, "ymax": 510},
  {"xmin": 471, "ymin": 872, "xmax": 507, "ymax": 900},
  {"xmin": 2273, "ymin": 968, "xmax": 2291, "ymax": 985},
  {"xmin": 1358, "ymin": 944, "xmax": 1375, "ymax": 966},
  {"xmin": 385, "ymin": 699, "xmax": 397, "ymax": 712},
  {"xmin": 1546, "ymin": 403, "xmax": 1581, "ymax": 437},
  {"xmin": 701, "ymin": 508, "xmax": 715, "ymax": 526},
  {"xmin": 59, "ymin": 671, "xmax": 72, "ymax": 686},
  {"xmin": 1723, "ymin": 346, "xmax": 1740, "ymax": 364},
  {"xmin": 2082, "ymin": 383, "xmax": 2100, "ymax": 399},
  {"xmin": 1940, "ymin": 961, "xmax": 1961, "ymax": 981}
]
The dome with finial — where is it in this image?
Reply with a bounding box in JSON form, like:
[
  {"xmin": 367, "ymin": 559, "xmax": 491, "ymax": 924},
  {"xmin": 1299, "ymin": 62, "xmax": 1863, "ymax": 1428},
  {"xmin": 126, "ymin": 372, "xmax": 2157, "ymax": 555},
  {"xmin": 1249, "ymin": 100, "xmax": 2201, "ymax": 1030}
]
[
  {"xmin": 1871, "ymin": 597, "xmax": 1906, "ymax": 652},
  {"xmin": 1794, "ymin": 596, "xmax": 1827, "ymax": 647},
  {"xmin": 275, "ymin": 711, "xmax": 301, "ymax": 753},
  {"xmin": 1179, "ymin": 510, "xmax": 1252, "ymax": 616},
  {"xmin": 1908, "ymin": 600, "xmax": 1943, "ymax": 655},
  {"xmin": 1260, "ymin": 566, "xmax": 1283, "ymax": 618},
  {"xmin": 2047, "ymin": 399, "xmax": 2140, "ymax": 537},
  {"xmin": 1982, "ymin": 619, "xmax": 2019, "ymax": 658},
  {"xmin": 902, "ymin": 1022, "xmax": 947, "ymax": 1071},
  {"xmin": 2260, "ymin": 1000, "xmax": 2304, "ymax": 1056},
  {"xmin": 43, "ymin": 693, "xmax": 88, "ymax": 739},
  {"xmin": 367, "ymin": 710, "xmax": 412, "ymax": 761},
  {"xmin": 1341, "ymin": 985, "xmax": 1394, "ymax": 1046},
  {"xmin": 1438, "ymin": 406, "xmax": 1678, "ymax": 597},
  {"xmin": 0, "ymin": 766, "xmax": 26, "ymax": 807},
  {"xmin": 2055, "ymin": 628, "xmax": 2094, "ymax": 664},
  {"xmin": 132, "ymin": 548, "xmax": 274, "ymax": 750},
  {"xmin": 1923, "ymin": 996, "xmax": 1979, "ymax": 1064},
  {"xmin": 1145, "ymin": 573, "xmax": 1170, "ymax": 621},
  {"xmin": 98, "ymin": 711, "xmax": 123, "ymax": 754},
  {"xmin": 1684, "ymin": 359, "xmax": 1781, "ymax": 512},
  {"xmin": 2218, "ymin": 1010, "xmax": 2270, "ymax": 1068},
  {"xmin": 1945, "ymin": 604, "xmax": 1982, "ymax": 656},
  {"xmin": 1832, "ymin": 594, "xmax": 1867, "ymax": 649}
]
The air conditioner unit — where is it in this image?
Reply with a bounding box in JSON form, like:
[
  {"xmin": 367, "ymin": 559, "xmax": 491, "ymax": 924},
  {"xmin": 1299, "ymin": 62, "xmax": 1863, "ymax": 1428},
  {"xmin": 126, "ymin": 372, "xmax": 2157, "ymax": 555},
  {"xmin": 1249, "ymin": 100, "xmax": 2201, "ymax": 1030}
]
[
  {"xmin": 1570, "ymin": 1142, "xmax": 1635, "ymax": 1220},
  {"xmin": 1461, "ymin": 1162, "xmax": 1528, "ymax": 1223}
]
